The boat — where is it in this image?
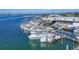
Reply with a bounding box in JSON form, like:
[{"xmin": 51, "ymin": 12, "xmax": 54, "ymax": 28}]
[
  {"xmin": 28, "ymin": 34, "xmax": 41, "ymax": 40},
  {"xmin": 40, "ymin": 34, "xmax": 47, "ymax": 42},
  {"xmin": 54, "ymin": 35, "xmax": 61, "ymax": 40}
]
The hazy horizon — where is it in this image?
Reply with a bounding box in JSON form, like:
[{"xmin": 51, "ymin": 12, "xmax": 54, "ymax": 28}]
[{"xmin": 0, "ymin": 9, "xmax": 79, "ymax": 14}]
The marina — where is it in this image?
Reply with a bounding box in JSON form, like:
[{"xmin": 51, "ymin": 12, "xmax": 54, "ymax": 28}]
[
  {"xmin": 20, "ymin": 14, "xmax": 79, "ymax": 50},
  {"xmin": 0, "ymin": 9, "xmax": 79, "ymax": 50}
]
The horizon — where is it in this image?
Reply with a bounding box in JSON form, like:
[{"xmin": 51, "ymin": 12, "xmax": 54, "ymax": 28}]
[{"xmin": 0, "ymin": 9, "xmax": 79, "ymax": 14}]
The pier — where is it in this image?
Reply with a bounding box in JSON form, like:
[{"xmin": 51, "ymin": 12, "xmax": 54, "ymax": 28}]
[{"xmin": 55, "ymin": 30, "xmax": 78, "ymax": 42}]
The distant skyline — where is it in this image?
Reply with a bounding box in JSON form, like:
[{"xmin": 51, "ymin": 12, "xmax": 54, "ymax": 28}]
[{"xmin": 0, "ymin": 9, "xmax": 79, "ymax": 14}]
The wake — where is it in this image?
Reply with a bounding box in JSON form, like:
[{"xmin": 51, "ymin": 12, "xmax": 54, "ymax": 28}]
[{"xmin": 0, "ymin": 16, "xmax": 33, "ymax": 21}]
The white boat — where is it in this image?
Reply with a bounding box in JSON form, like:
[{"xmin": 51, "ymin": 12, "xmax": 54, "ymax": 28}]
[
  {"xmin": 54, "ymin": 35, "xmax": 61, "ymax": 40},
  {"xmin": 74, "ymin": 29, "xmax": 79, "ymax": 33},
  {"xmin": 47, "ymin": 33, "xmax": 54, "ymax": 42},
  {"xmin": 28, "ymin": 29, "xmax": 41, "ymax": 40},
  {"xmin": 40, "ymin": 33, "xmax": 54, "ymax": 43},
  {"xmin": 28, "ymin": 34, "xmax": 41, "ymax": 40},
  {"xmin": 76, "ymin": 36, "xmax": 79, "ymax": 40},
  {"xmin": 40, "ymin": 34, "xmax": 47, "ymax": 42}
]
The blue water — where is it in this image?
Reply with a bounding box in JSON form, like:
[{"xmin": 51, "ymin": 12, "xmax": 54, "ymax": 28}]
[
  {"xmin": 0, "ymin": 15, "xmax": 77, "ymax": 50},
  {"xmin": 0, "ymin": 15, "xmax": 31, "ymax": 50}
]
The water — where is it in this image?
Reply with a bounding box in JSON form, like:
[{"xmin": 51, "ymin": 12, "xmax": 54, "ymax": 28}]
[
  {"xmin": 0, "ymin": 15, "xmax": 77, "ymax": 50},
  {"xmin": 28, "ymin": 38, "xmax": 77, "ymax": 50},
  {"xmin": 0, "ymin": 15, "xmax": 30, "ymax": 50}
]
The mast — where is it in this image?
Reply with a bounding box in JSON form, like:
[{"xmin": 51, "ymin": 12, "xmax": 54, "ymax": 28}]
[
  {"xmin": 61, "ymin": 29, "xmax": 64, "ymax": 44},
  {"xmin": 66, "ymin": 44, "xmax": 69, "ymax": 50}
]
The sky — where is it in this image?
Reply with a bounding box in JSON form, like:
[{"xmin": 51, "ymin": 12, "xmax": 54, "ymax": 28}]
[{"xmin": 0, "ymin": 9, "xmax": 79, "ymax": 14}]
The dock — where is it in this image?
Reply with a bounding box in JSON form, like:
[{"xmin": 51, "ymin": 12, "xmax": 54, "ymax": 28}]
[{"xmin": 55, "ymin": 30, "xmax": 78, "ymax": 42}]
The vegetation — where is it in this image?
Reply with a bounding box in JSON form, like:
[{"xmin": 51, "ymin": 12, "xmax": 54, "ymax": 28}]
[{"xmin": 59, "ymin": 12, "xmax": 79, "ymax": 17}]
